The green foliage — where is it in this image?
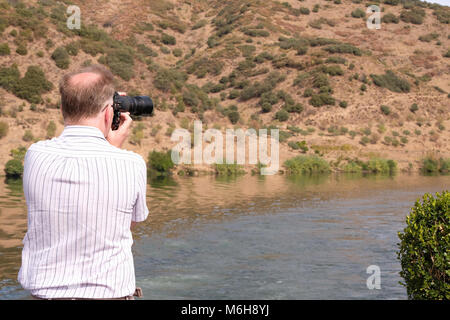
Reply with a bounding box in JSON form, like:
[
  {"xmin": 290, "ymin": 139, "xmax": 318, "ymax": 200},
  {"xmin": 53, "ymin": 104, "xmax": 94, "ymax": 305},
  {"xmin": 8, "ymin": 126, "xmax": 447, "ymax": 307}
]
[
  {"xmin": 410, "ymin": 103, "xmax": 419, "ymax": 113},
  {"xmin": 22, "ymin": 129, "xmax": 34, "ymax": 142},
  {"xmin": 288, "ymin": 140, "xmax": 308, "ymax": 153},
  {"xmin": 214, "ymin": 163, "xmax": 245, "ymax": 176},
  {"xmin": 325, "ymin": 56, "xmax": 347, "ymax": 64},
  {"xmin": 324, "ymin": 43, "xmax": 362, "ymax": 56},
  {"xmin": 5, "ymin": 159, "xmax": 23, "ymax": 178},
  {"xmin": 46, "ymin": 120, "xmax": 56, "ymax": 138},
  {"xmin": 161, "ymin": 33, "xmax": 176, "ymax": 45},
  {"xmin": 65, "ymin": 42, "xmax": 80, "ymax": 56},
  {"xmin": 400, "ymin": 8, "xmax": 426, "ymax": 25},
  {"xmin": 0, "ymin": 43, "xmax": 10, "ymax": 56},
  {"xmin": 351, "ymin": 8, "xmax": 366, "ymax": 18},
  {"xmin": 339, "ymin": 101, "xmax": 348, "ymax": 108},
  {"xmin": 370, "ymin": 70, "xmax": 411, "ymax": 93},
  {"xmin": 309, "ymin": 93, "xmax": 335, "ymax": 107},
  {"xmin": 4, "ymin": 146, "xmax": 27, "ymax": 178},
  {"xmin": 240, "ymin": 71, "xmax": 286, "ymax": 101},
  {"xmin": 364, "ymin": 158, "xmax": 397, "ymax": 174},
  {"xmin": 397, "ymin": 191, "xmax": 449, "ymax": 300},
  {"xmin": 228, "ymin": 110, "xmax": 240, "ymax": 124},
  {"xmin": 51, "ymin": 46, "xmax": 70, "ymax": 69},
  {"xmin": 0, "ymin": 64, "xmax": 53, "ymax": 104},
  {"xmin": 16, "ymin": 42, "xmax": 27, "ymax": 55},
  {"xmin": 0, "ymin": 121, "xmax": 8, "ymax": 139},
  {"xmin": 148, "ymin": 150, "xmax": 175, "ymax": 177},
  {"xmin": 186, "ymin": 57, "xmax": 223, "ymax": 78},
  {"xmin": 283, "ymin": 155, "xmax": 331, "ymax": 175},
  {"xmin": 418, "ymin": 33, "xmax": 439, "ymax": 42},
  {"xmin": 421, "ymin": 157, "xmax": 450, "ymax": 174},
  {"xmin": 153, "ymin": 67, "xmax": 187, "ymax": 92},
  {"xmin": 380, "ymin": 105, "xmax": 391, "ymax": 115},
  {"xmin": 275, "ymin": 109, "xmax": 289, "ymax": 122},
  {"xmin": 382, "ymin": 12, "xmax": 399, "ymax": 23}
]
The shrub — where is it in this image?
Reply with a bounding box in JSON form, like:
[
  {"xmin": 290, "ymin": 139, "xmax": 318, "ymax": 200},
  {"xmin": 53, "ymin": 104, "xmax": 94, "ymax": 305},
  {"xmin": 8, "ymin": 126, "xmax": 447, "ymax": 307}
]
[
  {"xmin": 228, "ymin": 110, "xmax": 240, "ymax": 124},
  {"xmin": 309, "ymin": 93, "xmax": 335, "ymax": 107},
  {"xmin": 153, "ymin": 67, "xmax": 187, "ymax": 92},
  {"xmin": 1, "ymin": 65, "xmax": 53, "ymax": 104},
  {"xmin": 380, "ymin": 105, "xmax": 391, "ymax": 115},
  {"xmin": 339, "ymin": 101, "xmax": 348, "ymax": 108},
  {"xmin": 0, "ymin": 43, "xmax": 10, "ymax": 56},
  {"xmin": 410, "ymin": 103, "xmax": 419, "ymax": 113},
  {"xmin": 300, "ymin": 7, "xmax": 310, "ymax": 15},
  {"xmin": 214, "ymin": 163, "xmax": 245, "ymax": 176},
  {"xmin": 364, "ymin": 158, "xmax": 397, "ymax": 174},
  {"xmin": 324, "ymin": 43, "xmax": 362, "ymax": 56},
  {"xmin": 16, "ymin": 43, "xmax": 27, "ymax": 55},
  {"xmin": 148, "ymin": 150, "xmax": 175, "ymax": 177},
  {"xmin": 22, "ymin": 129, "xmax": 34, "ymax": 142},
  {"xmin": 283, "ymin": 155, "xmax": 330, "ymax": 174},
  {"xmin": 397, "ymin": 191, "xmax": 449, "ymax": 299},
  {"xmin": 5, "ymin": 159, "xmax": 23, "ymax": 178},
  {"xmin": 421, "ymin": 157, "xmax": 450, "ymax": 174},
  {"xmin": 288, "ymin": 140, "xmax": 308, "ymax": 153},
  {"xmin": 285, "ymin": 103, "xmax": 304, "ymax": 113},
  {"xmin": 275, "ymin": 109, "xmax": 289, "ymax": 122},
  {"xmin": 370, "ymin": 70, "xmax": 411, "ymax": 93},
  {"xmin": 51, "ymin": 46, "xmax": 70, "ymax": 69},
  {"xmin": 419, "ymin": 33, "xmax": 439, "ymax": 43},
  {"xmin": 400, "ymin": 8, "xmax": 426, "ymax": 25},
  {"xmin": 161, "ymin": 33, "xmax": 176, "ymax": 45},
  {"xmin": 382, "ymin": 13, "xmax": 399, "ymax": 23},
  {"xmin": 383, "ymin": 0, "xmax": 399, "ymax": 5},
  {"xmin": 0, "ymin": 121, "xmax": 8, "ymax": 139},
  {"xmin": 65, "ymin": 42, "xmax": 80, "ymax": 56},
  {"xmin": 46, "ymin": 120, "xmax": 56, "ymax": 138},
  {"xmin": 351, "ymin": 8, "xmax": 366, "ymax": 18}
]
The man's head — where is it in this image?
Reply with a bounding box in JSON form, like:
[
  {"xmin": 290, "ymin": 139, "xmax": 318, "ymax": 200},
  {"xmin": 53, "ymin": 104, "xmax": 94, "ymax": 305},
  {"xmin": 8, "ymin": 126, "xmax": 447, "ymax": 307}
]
[{"xmin": 59, "ymin": 64, "xmax": 115, "ymax": 126}]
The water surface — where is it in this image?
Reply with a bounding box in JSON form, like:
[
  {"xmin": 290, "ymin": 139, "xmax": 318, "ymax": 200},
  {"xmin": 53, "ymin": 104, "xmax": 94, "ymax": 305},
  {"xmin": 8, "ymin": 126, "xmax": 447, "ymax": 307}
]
[{"xmin": 0, "ymin": 173, "xmax": 448, "ymax": 299}]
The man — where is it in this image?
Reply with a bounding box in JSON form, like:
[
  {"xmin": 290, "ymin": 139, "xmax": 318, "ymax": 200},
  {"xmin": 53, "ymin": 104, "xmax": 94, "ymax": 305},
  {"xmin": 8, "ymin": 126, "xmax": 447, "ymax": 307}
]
[{"xmin": 18, "ymin": 64, "xmax": 149, "ymax": 300}]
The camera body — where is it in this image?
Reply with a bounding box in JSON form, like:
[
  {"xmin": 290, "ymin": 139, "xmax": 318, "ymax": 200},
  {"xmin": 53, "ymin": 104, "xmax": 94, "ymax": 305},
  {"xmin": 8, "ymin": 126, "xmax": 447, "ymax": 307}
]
[{"xmin": 112, "ymin": 92, "xmax": 154, "ymax": 130}]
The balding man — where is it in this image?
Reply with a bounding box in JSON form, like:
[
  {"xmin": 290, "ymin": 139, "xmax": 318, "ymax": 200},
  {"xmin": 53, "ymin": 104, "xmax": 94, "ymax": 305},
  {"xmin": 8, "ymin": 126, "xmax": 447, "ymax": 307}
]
[{"xmin": 18, "ymin": 65, "xmax": 149, "ymax": 300}]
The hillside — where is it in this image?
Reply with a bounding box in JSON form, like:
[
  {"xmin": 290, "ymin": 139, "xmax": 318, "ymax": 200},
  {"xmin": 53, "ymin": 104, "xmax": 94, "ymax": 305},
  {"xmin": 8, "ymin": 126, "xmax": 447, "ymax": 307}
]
[{"xmin": 0, "ymin": 0, "xmax": 449, "ymax": 174}]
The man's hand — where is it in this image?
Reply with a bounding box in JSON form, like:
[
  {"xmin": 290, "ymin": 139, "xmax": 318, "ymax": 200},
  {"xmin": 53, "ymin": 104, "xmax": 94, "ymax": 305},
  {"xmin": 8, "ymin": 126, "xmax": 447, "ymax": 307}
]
[{"xmin": 107, "ymin": 112, "xmax": 133, "ymax": 148}]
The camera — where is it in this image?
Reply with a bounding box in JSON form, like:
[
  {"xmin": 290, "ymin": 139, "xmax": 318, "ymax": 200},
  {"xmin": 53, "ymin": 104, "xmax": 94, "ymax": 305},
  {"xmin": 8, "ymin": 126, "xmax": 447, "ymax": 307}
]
[{"xmin": 112, "ymin": 92, "xmax": 154, "ymax": 130}]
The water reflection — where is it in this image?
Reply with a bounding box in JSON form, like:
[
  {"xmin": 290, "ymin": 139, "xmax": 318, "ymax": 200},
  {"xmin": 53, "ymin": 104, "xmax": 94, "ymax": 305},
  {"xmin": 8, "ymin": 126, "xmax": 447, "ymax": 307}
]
[{"xmin": 0, "ymin": 173, "xmax": 448, "ymax": 299}]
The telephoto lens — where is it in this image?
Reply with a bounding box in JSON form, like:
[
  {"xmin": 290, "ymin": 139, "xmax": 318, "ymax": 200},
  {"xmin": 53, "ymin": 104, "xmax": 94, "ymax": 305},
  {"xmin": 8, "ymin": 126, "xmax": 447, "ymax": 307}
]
[{"xmin": 112, "ymin": 92, "xmax": 154, "ymax": 130}]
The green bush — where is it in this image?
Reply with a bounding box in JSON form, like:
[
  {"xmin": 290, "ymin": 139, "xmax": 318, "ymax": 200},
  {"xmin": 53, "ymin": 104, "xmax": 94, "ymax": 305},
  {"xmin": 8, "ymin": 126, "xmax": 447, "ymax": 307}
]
[
  {"xmin": 148, "ymin": 150, "xmax": 175, "ymax": 177},
  {"xmin": 382, "ymin": 13, "xmax": 399, "ymax": 23},
  {"xmin": 275, "ymin": 109, "xmax": 289, "ymax": 122},
  {"xmin": 410, "ymin": 103, "xmax": 419, "ymax": 113},
  {"xmin": 288, "ymin": 140, "xmax": 308, "ymax": 153},
  {"xmin": 309, "ymin": 93, "xmax": 335, "ymax": 107},
  {"xmin": 339, "ymin": 101, "xmax": 348, "ymax": 108},
  {"xmin": 65, "ymin": 41, "xmax": 80, "ymax": 56},
  {"xmin": 283, "ymin": 155, "xmax": 330, "ymax": 175},
  {"xmin": 16, "ymin": 43, "xmax": 27, "ymax": 55},
  {"xmin": 228, "ymin": 110, "xmax": 240, "ymax": 124},
  {"xmin": 351, "ymin": 8, "xmax": 366, "ymax": 18},
  {"xmin": 22, "ymin": 129, "xmax": 34, "ymax": 142},
  {"xmin": 418, "ymin": 33, "xmax": 439, "ymax": 43},
  {"xmin": 397, "ymin": 191, "xmax": 449, "ymax": 299},
  {"xmin": 51, "ymin": 46, "xmax": 70, "ymax": 69},
  {"xmin": 400, "ymin": 8, "xmax": 426, "ymax": 25},
  {"xmin": 0, "ymin": 65, "xmax": 53, "ymax": 104},
  {"xmin": 214, "ymin": 163, "xmax": 245, "ymax": 176},
  {"xmin": 324, "ymin": 43, "xmax": 362, "ymax": 56},
  {"xmin": 370, "ymin": 70, "xmax": 410, "ymax": 93},
  {"xmin": 421, "ymin": 157, "xmax": 450, "ymax": 174},
  {"xmin": 0, "ymin": 43, "xmax": 10, "ymax": 56},
  {"xmin": 380, "ymin": 105, "xmax": 391, "ymax": 115},
  {"xmin": 363, "ymin": 158, "xmax": 397, "ymax": 174},
  {"xmin": 161, "ymin": 33, "xmax": 176, "ymax": 45},
  {"xmin": 153, "ymin": 67, "xmax": 187, "ymax": 92},
  {"xmin": 4, "ymin": 159, "xmax": 23, "ymax": 178},
  {"xmin": 46, "ymin": 120, "xmax": 56, "ymax": 138},
  {"xmin": 0, "ymin": 121, "xmax": 8, "ymax": 139}
]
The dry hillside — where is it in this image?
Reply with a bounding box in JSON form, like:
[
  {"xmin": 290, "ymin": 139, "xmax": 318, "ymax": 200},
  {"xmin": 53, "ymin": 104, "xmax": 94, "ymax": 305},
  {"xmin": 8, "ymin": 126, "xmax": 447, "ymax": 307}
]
[{"xmin": 0, "ymin": 0, "xmax": 449, "ymax": 174}]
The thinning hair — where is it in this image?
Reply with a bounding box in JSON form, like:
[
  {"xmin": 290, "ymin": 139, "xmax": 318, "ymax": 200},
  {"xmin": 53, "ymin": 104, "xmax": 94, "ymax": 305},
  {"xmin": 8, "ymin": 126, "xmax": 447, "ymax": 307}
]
[{"xmin": 59, "ymin": 64, "xmax": 115, "ymax": 123}]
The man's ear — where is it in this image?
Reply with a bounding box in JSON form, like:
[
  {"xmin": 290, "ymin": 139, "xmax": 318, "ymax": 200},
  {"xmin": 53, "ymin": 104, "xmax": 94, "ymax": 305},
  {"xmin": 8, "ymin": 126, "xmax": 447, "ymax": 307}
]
[{"xmin": 105, "ymin": 105, "xmax": 113, "ymax": 131}]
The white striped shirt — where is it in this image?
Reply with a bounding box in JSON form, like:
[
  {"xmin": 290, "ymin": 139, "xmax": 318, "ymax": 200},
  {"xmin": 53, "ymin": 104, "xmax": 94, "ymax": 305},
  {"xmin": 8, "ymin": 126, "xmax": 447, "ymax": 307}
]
[{"xmin": 18, "ymin": 125, "xmax": 149, "ymax": 299}]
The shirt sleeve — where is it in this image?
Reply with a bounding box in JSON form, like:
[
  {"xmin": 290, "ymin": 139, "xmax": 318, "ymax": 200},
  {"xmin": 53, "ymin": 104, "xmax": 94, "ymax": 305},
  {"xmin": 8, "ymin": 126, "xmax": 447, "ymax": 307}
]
[{"xmin": 132, "ymin": 159, "xmax": 149, "ymax": 222}]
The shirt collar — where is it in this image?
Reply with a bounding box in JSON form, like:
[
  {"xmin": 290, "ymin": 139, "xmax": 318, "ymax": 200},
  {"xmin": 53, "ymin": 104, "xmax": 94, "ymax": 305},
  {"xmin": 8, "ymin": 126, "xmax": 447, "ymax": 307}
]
[{"xmin": 60, "ymin": 125, "xmax": 107, "ymax": 141}]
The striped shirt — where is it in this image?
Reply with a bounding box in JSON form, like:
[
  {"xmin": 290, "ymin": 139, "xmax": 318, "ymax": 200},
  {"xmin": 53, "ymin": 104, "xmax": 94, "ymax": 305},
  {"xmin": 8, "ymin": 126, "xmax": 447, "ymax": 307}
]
[{"xmin": 18, "ymin": 125, "xmax": 149, "ymax": 299}]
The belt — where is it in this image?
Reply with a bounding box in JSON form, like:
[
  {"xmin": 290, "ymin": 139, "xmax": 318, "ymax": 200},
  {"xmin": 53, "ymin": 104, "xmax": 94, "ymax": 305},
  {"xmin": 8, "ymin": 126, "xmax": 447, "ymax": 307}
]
[{"xmin": 32, "ymin": 287, "xmax": 143, "ymax": 300}]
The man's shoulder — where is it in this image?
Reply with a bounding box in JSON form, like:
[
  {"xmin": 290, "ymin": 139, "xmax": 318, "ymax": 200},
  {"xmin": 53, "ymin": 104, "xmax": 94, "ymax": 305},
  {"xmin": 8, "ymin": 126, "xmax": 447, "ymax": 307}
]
[{"xmin": 27, "ymin": 139, "xmax": 146, "ymax": 167}]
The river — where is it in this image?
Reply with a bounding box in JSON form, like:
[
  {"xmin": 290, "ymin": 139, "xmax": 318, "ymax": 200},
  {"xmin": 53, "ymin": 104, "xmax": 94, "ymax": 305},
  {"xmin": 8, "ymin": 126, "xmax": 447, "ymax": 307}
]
[{"xmin": 0, "ymin": 173, "xmax": 448, "ymax": 299}]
